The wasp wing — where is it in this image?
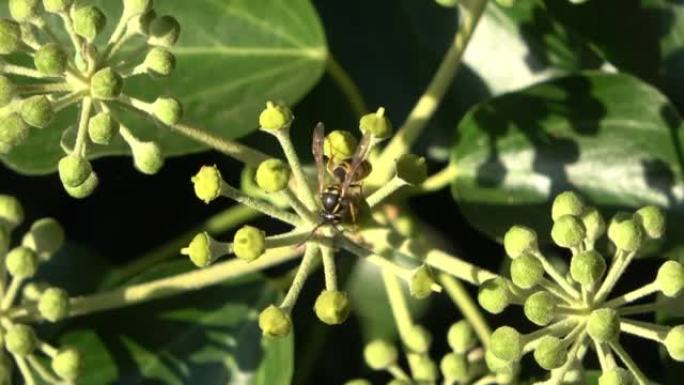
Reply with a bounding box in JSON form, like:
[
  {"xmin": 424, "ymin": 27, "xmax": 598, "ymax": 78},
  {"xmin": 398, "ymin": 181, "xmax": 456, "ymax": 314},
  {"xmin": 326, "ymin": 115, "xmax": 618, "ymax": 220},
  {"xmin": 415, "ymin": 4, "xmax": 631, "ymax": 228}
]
[
  {"xmin": 340, "ymin": 132, "xmax": 372, "ymax": 196},
  {"xmin": 312, "ymin": 122, "xmax": 326, "ymax": 195}
]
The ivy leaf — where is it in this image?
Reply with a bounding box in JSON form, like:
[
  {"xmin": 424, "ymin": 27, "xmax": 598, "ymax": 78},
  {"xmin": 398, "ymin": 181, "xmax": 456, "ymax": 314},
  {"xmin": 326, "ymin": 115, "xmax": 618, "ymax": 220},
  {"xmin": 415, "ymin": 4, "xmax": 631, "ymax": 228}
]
[
  {"xmin": 1, "ymin": 0, "xmax": 326, "ymax": 174},
  {"xmin": 450, "ymin": 72, "xmax": 684, "ymax": 253}
]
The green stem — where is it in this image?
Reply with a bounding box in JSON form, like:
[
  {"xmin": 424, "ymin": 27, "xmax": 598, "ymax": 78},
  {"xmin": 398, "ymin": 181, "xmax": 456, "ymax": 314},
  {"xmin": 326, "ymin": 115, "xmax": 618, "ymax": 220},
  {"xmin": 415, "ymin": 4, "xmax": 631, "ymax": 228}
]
[
  {"xmin": 418, "ymin": 163, "xmax": 458, "ymax": 193},
  {"xmin": 387, "ymin": 364, "xmax": 411, "ymax": 381},
  {"xmin": 546, "ymin": 332, "xmax": 587, "ymax": 385},
  {"xmin": 326, "ymin": 55, "xmax": 368, "ymax": 118},
  {"xmin": 17, "ymin": 83, "xmax": 73, "ymax": 94},
  {"xmin": 320, "ymin": 245, "xmax": 338, "ymax": 291},
  {"xmin": 410, "ymin": 245, "xmax": 498, "ymax": 285},
  {"xmin": 59, "ymin": 11, "xmax": 82, "ymax": 54},
  {"xmin": 471, "ymin": 375, "xmax": 497, "ymax": 385},
  {"xmin": 73, "ymin": 97, "xmax": 93, "ymax": 156},
  {"xmin": 382, "ymin": 269, "xmax": 421, "ymax": 376},
  {"xmin": 219, "ymin": 182, "xmax": 302, "ymax": 226},
  {"xmin": 618, "ymin": 301, "xmax": 670, "ymax": 316},
  {"xmin": 282, "ymin": 189, "xmax": 317, "ymax": 224},
  {"xmin": 595, "ymin": 251, "xmax": 635, "ymax": 304},
  {"xmin": 15, "ymin": 356, "xmax": 36, "ymax": 385},
  {"xmin": 603, "ymin": 282, "xmax": 658, "ymax": 309},
  {"xmin": 539, "ymin": 278, "xmax": 576, "ymax": 305},
  {"xmin": 27, "ymin": 355, "xmax": 61, "ymax": 384},
  {"xmin": 272, "ymin": 129, "xmax": 318, "ymax": 209},
  {"xmin": 619, "ymin": 319, "xmax": 668, "ymax": 343},
  {"xmin": 609, "ymin": 341, "xmax": 650, "ymax": 385},
  {"xmin": 534, "ymin": 251, "xmax": 581, "ymax": 299},
  {"xmin": 439, "ymin": 273, "xmax": 491, "ymax": 347},
  {"xmin": 53, "ymin": 91, "xmax": 87, "ymax": 111},
  {"xmin": 366, "ymin": 177, "xmax": 407, "ymax": 208},
  {"xmin": 1, "ymin": 64, "xmax": 53, "ymax": 79},
  {"xmin": 1, "ymin": 277, "xmax": 23, "ymax": 310},
  {"xmin": 280, "ymin": 245, "xmax": 319, "ymax": 311}
]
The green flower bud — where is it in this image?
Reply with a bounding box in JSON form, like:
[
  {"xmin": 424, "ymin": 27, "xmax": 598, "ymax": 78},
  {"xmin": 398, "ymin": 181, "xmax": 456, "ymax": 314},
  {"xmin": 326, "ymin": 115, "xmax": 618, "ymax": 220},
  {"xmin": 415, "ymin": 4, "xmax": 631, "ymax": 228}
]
[
  {"xmin": 43, "ymin": 0, "xmax": 73, "ymax": 13},
  {"xmin": 396, "ymin": 154, "xmax": 427, "ymax": 185},
  {"xmin": 63, "ymin": 170, "xmax": 98, "ymax": 198},
  {"xmin": 435, "ymin": 0, "xmax": 459, "ymax": 7},
  {"xmin": 144, "ymin": 47, "xmax": 175, "ymax": 76},
  {"xmin": 58, "ymin": 155, "xmax": 92, "ymax": 188},
  {"xmin": 34, "ymin": 43, "xmax": 67, "ymax": 75},
  {"xmin": 9, "ymin": 0, "xmax": 40, "ymax": 22},
  {"xmin": 405, "ymin": 325, "xmax": 432, "ymax": 354},
  {"xmin": 599, "ymin": 368, "xmax": 634, "ymax": 385},
  {"xmin": 88, "ymin": 112, "xmax": 119, "ymax": 145},
  {"xmin": 314, "ymin": 290, "xmax": 350, "ymax": 325},
  {"xmin": 22, "ymin": 217, "xmax": 64, "ymax": 259},
  {"xmin": 524, "ymin": 291, "xmax": 557, "ymax": 326},
  {"xmin": 478, "ymin": 277, "xmax": 511, "ymax": 314},
  {"xmin": 233, "ymin": 225, "xmax": 265, "ymax": 261},
  {"xmin": 485, "ymin": 350, "xmax": 516, "ymax": 375},
  {"xmin": 6, "ymin": 246, "xmax": 38, "ymax": 278},
  {"xmin": 0, "ymin": 194, "xmax": 24, "ymax": 229},
  {"xmin": 447, "ymin": 320, "xmax": 476, "ymax": 354},
  {"xmin": 409, "ymin": 265, "xmax": 434, "ymax": 299},
  {"xmin": 490, "ymin": 326, "xmax": 522, "ymax": 362},
  {"xmin": 0, "ymin": 113, "xmax": 29, "ymax": 149},
  {"xmin": 665, "ymin": 325, "xmax": 684, "ymax": 361},
  {"xmin": 0, "ymin": 76, "xmax": 16, "ymax": 107},
  {"xmin": 587, "ymin": 308, "xmax": 620, "ymax": 342},
  {"xmin": 153, "ymin": 97, "xmax": 183, "ymax": 125},
  {"xmin": 510, "ymin": 253, "xmax": 543, "ymax": 289},
  {"xmin": 0, "ymin": 20, "xmax": 21, "ymax": 55},
  {"xmin": 258, "ymin": 101, "xmax": 292, "ymax": 131},
  {"xmin": 22, "ymin": 281, "xmax": 47, "ymax": 302},
  {"xmin": 582, "ymin": 207, "xmax": 606, "ymax": 242},
  {"xmin": 90, "ymin": 67, "xmax": 123, "ymax": 100},
  {"xmin": 73, "ymin": 5, "xmax": 106, "ymax": 41},
  {"xmin": 324, "ymin": 130, "xmax": 357, "ymax": 163},
  {"xmin": 551, "ymin": 191, "xmax": 585, "ymax": 221},
  {"xmin": 656, "ymin": 261, "xmax": 684, "ymax": 297},
  {"xmin": 440, "ymin": 352, "xmax": 468, "ymax": 382},
  {"xmin": 608, "ymin": 213, "xmax": 643, "ymax": 252},
  {"xmin": 344, "ymin": 380, "xmax": 371, "ymax": 385},
  {"xmin": 258, "ymin": 305, "xmax": 291, "ymax": 338},
  {"xmin": 363, "ymin": 339, "xmax": 397, "ymax": 370},
  {"xmin": 634, "ymin": 205, "xmax": 665, "ymax": 239},
  {"xmin": 191, "ymin": 165, "xmax": 223, "ymax": 204},
  {"xmin": 20, "ymin": 95, "xmax": 54, "ymax": 128},
  {"xmin": 359, "ymin": 107, "xmax": 392, "ymax": 139},
  {"xmin": 409, "ymin": 353, "xmax": 437, "ymax": 381},
  {"xmin": 5, "ymin": 324, "xmax": 37, "ymax": 356},
  {"xmin": 52, "ymin": 348, "xmax": 82, "ymax": 380},
  {"xmin": 38, "ymin": 287, "xmax": 70, "ymax": 322},
  {"xmin": 570, "ymin": 250, "xmax": 606, "ymax": 288},
  {"xmin": 147, "ymin": 15, "xmax": 180, "ymax": 47},
  {"xmin": 181, "ymin": 232, "xmax": 229, "ymax": 268},
  {"xmin": 123, "ymin": 0, "xmax": 151, "ymax": 16},
  {"xmin": 127, "ymin": 9, "xmax": 155, "ymax": 36},
  {"xmin": 131, "ymin": 140, "xmax": 164, "ymax": 175},
  {"xmin": 534, "ymin": 336, "xmax": 567, "ymax": 370},
  {"xmin": 551, "ymin": 215, "xmax": 586, "ymax": 248},
  {"xmin": 255, "ymin": 158, "xmax": 290, "ymax": 193},
  {"xmin": 503, "ymin": 225, "xmax": 538, "ymax": 258}
]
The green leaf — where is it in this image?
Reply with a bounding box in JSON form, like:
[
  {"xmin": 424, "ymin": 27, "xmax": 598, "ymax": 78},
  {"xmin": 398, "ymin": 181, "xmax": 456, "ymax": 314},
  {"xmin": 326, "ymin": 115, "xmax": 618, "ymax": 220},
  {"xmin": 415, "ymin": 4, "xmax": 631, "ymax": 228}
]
[
  {"xmin": 1, "ymin": 0, "xmax": 327, "ymax": 174},
  {"xmin": 451, "ymin": 72, "xmax": 684, "ymax": 253}
]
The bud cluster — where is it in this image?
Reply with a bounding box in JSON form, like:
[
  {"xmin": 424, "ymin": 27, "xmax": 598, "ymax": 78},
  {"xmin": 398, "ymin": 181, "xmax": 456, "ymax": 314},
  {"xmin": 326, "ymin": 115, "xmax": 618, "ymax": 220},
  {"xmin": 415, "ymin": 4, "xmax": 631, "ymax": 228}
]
[{"xmin": 0, "ymin": 0, "xmax": 183, "ymax": 197}]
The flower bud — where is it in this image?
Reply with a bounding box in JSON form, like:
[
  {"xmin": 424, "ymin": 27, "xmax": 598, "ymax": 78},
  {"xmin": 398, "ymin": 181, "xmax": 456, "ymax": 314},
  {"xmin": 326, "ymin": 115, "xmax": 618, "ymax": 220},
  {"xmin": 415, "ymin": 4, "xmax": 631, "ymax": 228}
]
[
  {"xmin": 359, "ymin": 107, "xmax": 392, "ymax": 139},
  {"xmin": 22, "ymin": 217, "xmax": 64, "ymax": 259},
  {"xmin": 20, "ymin": 95, "xmax": 54, "ymax": 128},
  {"xmin": 58, "ymin": 155, "xmax": 92, "ymax": 188},
  {"xmin": 582, "ymin": 207, "xmax": 606, "ymax": 242},
  {"xmin": 599, "ymin": 368, "xmax": 634, "ymax": 385},
  {"xmin": 551, "ymin": 215, "xmax": 586, "ymax": 248},
  {"xmin": 144, "ymin": 47, "xmax": 175, "ymax": 77},
  {"xmin": 409, "ymin": 353, "xmax": 437, "ymax": 381},
  {"xmin": 43, "ymin": 0, "xmax": 73, "ymax": 13},
  {"xmin": 510, "ymin": 253, "xmax": 543, "ymax": 289},
  {"xmin": 131, "ymin": 140, "xmax": 164, "ymax": 175},
  {"xmin": 91, "ymin": 67, "xmax": 123, "ymax": 100},
  {"xmin": 258, "ymin": 305, "xmax": 291, "ymax": 338},
  {"xmin": 447, "ymin": 320, "xmax": 476, "ymax": 354},
  {"xmin": 123, "ymin": 0, "xmax": 151, "ymax": 16},
  {"xmin": 587, "ymin": 308, "xmax": 620, "ymax": 342},
  {"xmin": 665, "ymin": 325, "xmax": 684, "ymax": 361},
  {"xmin": 5, "ymin": 324, "xmax": 37, "ymax": 356},
  {"xmin": 64, "ymin": 171, "xmax": 98, "ymax": 198},
  {"xmin": 485, "ymin": 350, "xmax": 516, "ymax": 375},
  {"xmin": 52, "ymin": 348, "xmax": 81, "ymax": 380},
  {"xmin": 233, "ymin": 225, "xmax": 265, "ymax": 261},
  {"xmin": 409, "ymin": 265, "xmax": 434, "ymax": 299},
  {"xmin": 405, "ymin": 325, "xmax": 432, "ymax": 354},
  {"xmin": 88, "ymin": 112, "xmax": 119, "ymax": 145},
  {"xmin": 490, "ymin": 326, "xmax": 522, "ymax": 362},
  {"xmin": 524, "ymin": 291, "xmax": 557, "ymax": 326},
  {"xmin": 147, "ymin": 15, "xmax": 180, "ymax": 47},
  {"xmin": 34, "ymin": 43, "xmax": 67, "ymax": 75},
  {"xmin": 181, "ymin": 232, "xmax": 229, "ymax": 268},
  {"xmin": 22, "ymin": 281, "xmax": 47, "ymax": 301},
  {"xmin": 324, "ymin": 130, "xmax": 357, "ymax": 163},
  {"xmin": 435, "ymin": 0, "xmax": 459, "ymax": 7},
  {"xmin": 0, "ymin": 194, "xmax": 24, "ymax": 229},
  {"xmin": 255, "ymin": 158, "xmax": 290, "ymax": 193},
  {"xmin": 127, "ymin": 9, "xmax": 155, "ymax": 36},
  {"xmin": 478, "ymin": 277, "xmax": 511, "ymax": 314},
  {"xmin": 344, "ymin": 380, "xmax": 370, "ymax": 385},
  {"xmin": 9, "ymin": 0, "xmax": 40, "ymax": 22},
  {"xmin": 0, "ymin": 20, "xmax": 21, "ymax": 55},
  {"xmin": 364, "ymin": 339, "xmax": 397, "ymax": 370},
  {"xmin": 634, "ymin": 205, "xmax": 665, "ymax": 239},
  {"xmin": 608, "ymin": 213, "xmax": 643, "ymax": 252},
  {"xmin": 192, "ymin": 165, "xmax": 223, "ymax": 204},
  {"xmin": 0, "ymin": 113, "xmax": 29, "ymax": 149},
  {"xmin": 396, "ymin": 154, "xmax": 427, "ymax": 185},
  {"xmin": 73, "ymin": 5, "xmax": 106, "ymax": 41},
  {"xmin": 153, "ymin": 97, "xmax": 183, "ymax": 125},
  {"xmin": 570, "ymin": 250, "xmax": 606, "ymax": 288},
  {"xmin": 314, "ymin": 290, "xmax": 350, "ymax": 325},
  {"xmin": 258, "ymin": 101, "xmax": 292, "ymax": 131},
  {"xmin": 38, "ymin": 287, "xmax": 70, "ymax": 322},
  {"xmin": 534, "ymin": 336, "xmax": 567, "ymax": 370},
  {"xmin": 656, "ymin": 261, "xmax": 684, "ymax": 298},
  {"xmin": 6, "ymin": 246, "xmax": 38, "ymax": 278},
  {"xmin": 551, "ymin": 191, "xmax": 585, "ymax": 221},
  {"xmin": 0, "ymin": 76, "xmax": 16, "ymax": 107},
  {"xmin": 440, "ymin": 352, "xmax": 468, "ymax": 382},
  {"xmin": 503, "ymin": 225, "xmax": 538, "ymax": 258}
]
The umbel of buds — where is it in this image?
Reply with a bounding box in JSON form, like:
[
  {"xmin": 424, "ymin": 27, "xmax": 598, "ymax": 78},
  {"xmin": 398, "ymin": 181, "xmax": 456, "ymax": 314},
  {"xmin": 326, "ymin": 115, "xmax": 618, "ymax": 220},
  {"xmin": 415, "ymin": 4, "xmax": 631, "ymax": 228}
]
[
  {"xmin": 0, "ymin": 0, "xmax": 184, "ymax": 198},
  {"xmin": 481, "ymin": 191, "xmax": 682, "ymax": 385}
]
